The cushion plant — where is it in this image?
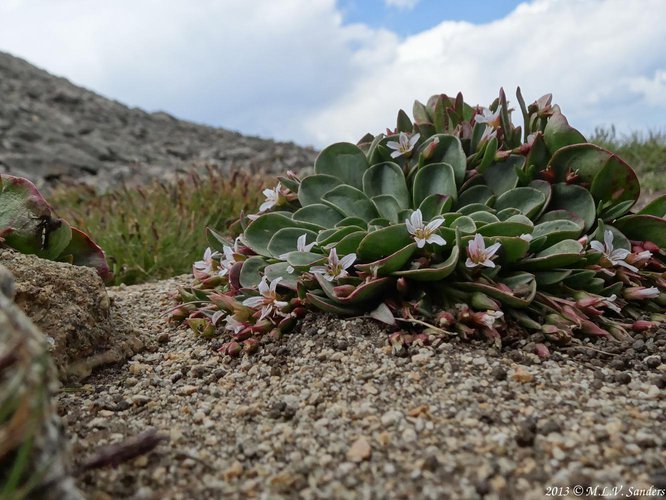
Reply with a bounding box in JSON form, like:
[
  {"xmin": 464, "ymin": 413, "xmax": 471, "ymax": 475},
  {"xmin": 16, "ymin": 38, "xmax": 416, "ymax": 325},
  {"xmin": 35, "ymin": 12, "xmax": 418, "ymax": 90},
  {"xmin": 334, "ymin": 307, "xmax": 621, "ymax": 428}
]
[{"xmin": 174, "ymin": 88, "xmax": 666, "ymax": 356}]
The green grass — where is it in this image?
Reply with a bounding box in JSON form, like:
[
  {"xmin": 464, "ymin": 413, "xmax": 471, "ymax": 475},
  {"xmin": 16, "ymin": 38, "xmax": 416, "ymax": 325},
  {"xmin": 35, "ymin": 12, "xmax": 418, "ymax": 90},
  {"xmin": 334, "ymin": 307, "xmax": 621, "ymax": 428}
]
[
  {"xmin": 50, "ymin": 168, "xmax": 266, "ymax": 285},
  {"xmin": 589, "ymin": 127, "xmax": 666, "ymax": 195}
]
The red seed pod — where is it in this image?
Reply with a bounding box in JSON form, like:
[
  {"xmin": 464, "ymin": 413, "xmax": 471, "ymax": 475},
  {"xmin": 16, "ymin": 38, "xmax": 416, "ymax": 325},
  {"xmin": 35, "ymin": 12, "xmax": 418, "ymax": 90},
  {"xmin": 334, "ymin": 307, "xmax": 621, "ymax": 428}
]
[
  {"xmin": 291, "ymin": 307, "xmax": 307, "ymax": 318},
  {"xmin": 632, "ymin": 320, "xmax": 655, "ymax": 332},
  {"xmin": 243, "ymin": 338, "xmax": 259, "ymax": 354},
  {"xmin": 396, "ymin": 277, "xmax": 409, "ymax": 295},
  {"xmin": 224, "ymin": 341, "xmax": 242, "ymax": 357},
  {"xmin": 534, "ymin": 343, "xmax": 550, "ymax": 359}
]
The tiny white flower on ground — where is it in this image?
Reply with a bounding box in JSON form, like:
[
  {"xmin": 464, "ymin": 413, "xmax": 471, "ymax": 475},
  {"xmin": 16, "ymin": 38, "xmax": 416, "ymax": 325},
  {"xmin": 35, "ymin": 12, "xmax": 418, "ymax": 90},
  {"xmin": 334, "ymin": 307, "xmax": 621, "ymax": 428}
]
[
  {"xmin": 590, "ymin": 230, "xmax": 638, "ymax": 272},
  {"xmin": 386, "ymin": 132, "xmax": 420, "ymax": 159},
  {"xmin": 480, "ymin": 310, "xmax": 504, "ymax": 328},
  {"xmin": 259, "ymin": 182, "xmax": 284, "ymax": 213},
  {"xmin": 194, "ymin": 247, "xmax": 216, "ymax": 274},
  {"xmin": 310, "ymin": 248, "xmax": 356, "ymax": 281},
  {"xmin": 465, "ymin": 234, "xmax": 501, "ymax": 268},
  {"xmin": 242, "ymin": 277, "xmax": 289, "ymax": 320},
  {"xmin": 475, "ymin": 106, "xmax": 502, "ymax": 128},
  {"xmin": 601, "ymin": 294, "xmax": 622, "ymax": 314},
  {"xmin": 405, "ymin": 209, "xmax": 446, "ymax": 248}
]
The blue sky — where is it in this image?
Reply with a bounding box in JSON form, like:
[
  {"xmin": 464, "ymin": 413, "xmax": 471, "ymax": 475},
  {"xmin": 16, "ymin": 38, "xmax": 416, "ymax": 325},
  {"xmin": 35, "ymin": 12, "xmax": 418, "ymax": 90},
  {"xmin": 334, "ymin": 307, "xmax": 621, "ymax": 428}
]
[
  {"xmin": 341, "ymin": 0, "xmax": 525, "ymax": 36},
  {"xmin": 0, "ymin": 0, "xmax": 664, "ymax": 147}
]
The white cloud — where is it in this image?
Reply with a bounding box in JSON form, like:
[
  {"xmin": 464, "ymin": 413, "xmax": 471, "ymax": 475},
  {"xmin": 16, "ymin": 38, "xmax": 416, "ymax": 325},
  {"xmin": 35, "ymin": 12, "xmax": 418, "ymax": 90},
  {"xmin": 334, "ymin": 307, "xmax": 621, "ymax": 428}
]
[
  {"xmin": 0, "ymin": 0, "xmax": 664, "ymax": 147},
  {"xmin": 385, "ymin": 0, "xmax": 420, "ymax": 10}
]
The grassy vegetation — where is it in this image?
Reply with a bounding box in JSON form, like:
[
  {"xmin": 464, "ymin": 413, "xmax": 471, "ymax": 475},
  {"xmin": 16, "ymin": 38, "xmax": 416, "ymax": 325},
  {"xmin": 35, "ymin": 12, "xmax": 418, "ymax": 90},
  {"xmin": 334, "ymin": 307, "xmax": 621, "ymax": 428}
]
[
  {"xmin": 50, "ymin": 168, "xmax": 266, "ymax": 285},
  {"xmin": 49, "ymin": 130, "xmax": 664, "ymax": 286},
  {"xmin": 589, "ymin": 127, "xmax": 666, "ymax": 194}
]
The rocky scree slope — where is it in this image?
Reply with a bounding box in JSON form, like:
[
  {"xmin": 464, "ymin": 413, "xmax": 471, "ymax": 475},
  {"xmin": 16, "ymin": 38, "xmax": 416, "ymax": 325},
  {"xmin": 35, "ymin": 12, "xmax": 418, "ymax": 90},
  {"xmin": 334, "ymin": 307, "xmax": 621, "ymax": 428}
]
[{"xmin": 0, "ymin": 51, "xmax": 316, "ymax": 190}]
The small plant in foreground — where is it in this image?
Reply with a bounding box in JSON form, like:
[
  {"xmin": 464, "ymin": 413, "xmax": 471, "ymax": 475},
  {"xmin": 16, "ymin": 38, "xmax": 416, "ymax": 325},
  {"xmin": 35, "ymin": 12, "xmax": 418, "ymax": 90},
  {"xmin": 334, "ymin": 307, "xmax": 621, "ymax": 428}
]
[
  {"xmin": 51, "ymin": 168, "xmax": 267, "ymax": 285},
  {"xmin": 174, "ymin": 88, "xmax": 666, "ymax": 356},
  {"xmin": 0, "ymin": 174, "xmax": 110, "ymax": 281}
]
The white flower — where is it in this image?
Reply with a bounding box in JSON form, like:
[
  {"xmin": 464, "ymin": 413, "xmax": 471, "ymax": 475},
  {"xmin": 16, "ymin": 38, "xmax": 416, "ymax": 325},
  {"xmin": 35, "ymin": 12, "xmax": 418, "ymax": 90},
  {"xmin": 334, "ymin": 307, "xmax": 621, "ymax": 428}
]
[
  {"xmin": 635, "ymin": 250, "xmax": 653, "ymax": 262},
  {"xmin": 194, "ymin": 247, "xmax": 216, "ymax": 274},
  {"xmin": 465, "ymin": 234, "xmax": 502, "ymax": 268},
  {"xmin": 247, "ymin": 214, "xmax": 260, "ymax": 221},
  {"xmin": 242, "ymin": 277, "xmax": 289, "ymax": 320},
  {"xmin": 479, "ymin": 125, "xmax": 497, "ymax": 143},
  {"xmin": 480, "ymin": 310, "xmax": 504, "ymax": 328},
  {"xmin": 601, "ymin": 294, "xmax": 622, "ymax": 314},
  {"xmin": 224, "ymin": 315, "xmax": 245, "ymax": 334},
  {"xmin": 386, "ymin": 132, "xmax": 420, "ymax": 159},
  {"xmin": 590, "ymin": 230, "xmax": 638, "ymax": 272},
  {"xmin": 279, "ymin": 233, "xmax": 315, "ymax": 260},
  {"xmin": 259, "ymin": 182, "xmax": 283, "ymax": 213},
  {"xmin": 624, "ymin": 286, "xmax": 661, "ymax": 300},
  {"xmin": 475, "ymin": 106, "xmax": 502, "ymax": 128},
  {"xmin": 310, "ymin": 248, "xmax": 356, "ymax": 281},
  {"xmin": 405, "ymin": 209, "xmax": 446, "ymax": 249},
  {"xmin": 218, "ymin": 237, "xmax": 242, "ymax": 277}
]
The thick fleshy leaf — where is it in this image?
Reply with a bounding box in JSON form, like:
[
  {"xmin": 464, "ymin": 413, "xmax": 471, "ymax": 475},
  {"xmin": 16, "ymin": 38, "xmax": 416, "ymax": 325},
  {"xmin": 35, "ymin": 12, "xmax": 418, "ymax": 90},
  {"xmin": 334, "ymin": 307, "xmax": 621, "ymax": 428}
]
[
  {"xmin": 285, "ymin": 251, "xmax": 325, "ymax": 268},
  {"xmin": 483, "ymin": 156, "xmax": 523, "ymax": 195},
  {"xmin": 456, "ymin": 185, "xmax": 495, "ymax": 209},
  {"xmin": 412, "ymin": 162, "xmax": 457, "ymax": 206},
  {"xmin": 477, "ymin": 136, "xmax": 498, "ymax": 173},
  {"xmin": 494, "ymin": 187, "xmax": 546, "ymax": 219},
  {"xmin": 590, "ymin": 155, "xmax": 640, "ymax": 207},
  {"xmin": 322, "ymin": 185, "xmax": 378, "ymax": 221},
  {"xmin": 519, "ymin": 239, "xmax": 584, "ymax": 271},
  {"xmin": 548, "ymin": 183, "xmax": 596, "ymax": 232},
  {"xmin": 328, "ymin": 230, "xmax": 367, "ymax": 255},
  {"xmin": 449, "ymin": 215, "xmax": 476, "ymax": 234},
  {"xmin": 363, "ymin": 162, "xmax": 410, "ymax": 208},
  {"xmin": 60, "ymin": 227, "xmax": 112, "ymax": 282},
  {"xmin": 206, "ymin": 227, "xmax": 233, "ymax": 253},
  {"xmin": 418, "ymin": 134, "xmax": 467, "ymax": 186},
  {"xmin": 315, "ymin": 273, "xmax": 393, "ymax": 305},
  {"xmin": 459, "ymin": 203, "xmax": 494, "ymax": 216},
  {"xmin": 293, "ymin": 204, "xmax": 345, "ymax": 227},
  {"xmin": 543, "ymin": 109, "xmax": 586, "ymax": 154},
  {"xmin": 530, "ymin": 220, "xmax": 583, "ymax": 252},
  {"xmin": 418, "ymin": 194, "xmax": 453, "ymax": 221},
  {"xmin": 298, "ymin": 174, "xmax": 342, "ymax": 207},
  {"xmin": 537, "ymin": 209, "xmax": 585, "ymax": 229},
  {"xmin": 372, "ymin": 195, "xmax": 402, "ymax": 224},
  {"xmin": 393, "ymin": 244, "xmax": 459, "ymax": 281},
  {"xmin": 638, "ymin": 194, "xmax": 666, "ymax": 217},
  {"xmin": 477, "ymin": 219, "xmax": 533, "ymax": 238},
  {"xmin": 534, "ymin": 269, "xmax": 573, "ymax": 286},
  {"xmin": 267, "ymin": 228, "xmax": 318, "ymax": 258},
  {"xmin": 468, "ymin": 211, "xmax": 500, "ymax": 225},
  {"xmin": 496, "ymin": 208, "xmax": 522, "ymax": 220},
  {"xmin": 357, "ymin": 224, "xmax": 413, "ymax": 262},
  {"xmin": 397, "ymin": 109, "xmax": 413, "ymax": 133},
  {"xmin": 356, "ymin": 243, "xmax": 417, "ymax": 277},
  {"xmin": 264, "ymin": 262, "xmax": 298, "ymax": 290},
  {"xmin": 317, "ymin": 226, "xmax": 362, "ymax": 246},
  {"xmin": 244, "ymin": 214, "xmax": 319, "ymax": 257},
  {"xmin": 614, "ymin": 214, "xmax": 666, "ymax": 248},
  {"xmin": 548, "ymin": 143, "xmax": 610, "ymax": 182},
  {"xmin": 314, "ymin": 142, "xmax": 369, "ymax": 189},
  {"xmin": 335, "ymin": 217, "xmax": 368, "ymax": 229},
  {"xmin": 239, "ymin": 256, "xmax": 267, "ymax": 288},
  {"xmin": 455, "ymin": 272, "xmax": 536, "ymax": 308},
  {"xmin": 306, "ymin": 292, "xmax": 364, "ymax": 315},
  {"xmin": 563, "ymin": 269, "xmax": 597, "ymax": 289}
]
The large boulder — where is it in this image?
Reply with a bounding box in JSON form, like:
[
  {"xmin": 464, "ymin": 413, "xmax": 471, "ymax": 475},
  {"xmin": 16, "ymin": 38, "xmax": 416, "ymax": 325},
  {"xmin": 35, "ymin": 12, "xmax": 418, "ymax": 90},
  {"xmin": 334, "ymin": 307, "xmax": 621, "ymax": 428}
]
[
  {"xmin": 0, "ymin": 250, "xmax": 142, "ymax": 379},
  {"xmin": 0, "ymin": 264, "xmax": 82, "ymax": 499}
]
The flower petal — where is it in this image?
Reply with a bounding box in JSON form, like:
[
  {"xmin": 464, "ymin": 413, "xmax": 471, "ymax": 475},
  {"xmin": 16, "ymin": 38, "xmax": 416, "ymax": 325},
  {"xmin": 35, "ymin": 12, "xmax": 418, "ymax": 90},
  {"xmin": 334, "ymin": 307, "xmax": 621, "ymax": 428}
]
[
  {"xmin": 424, "ymin": 218, "xmax": 444, "ymax": 232},
  {"xmin": 340, "ymin": 253, "xmax": 357, "ymax": 269},
  {"xmin": 242, "ymin": 296, "xmax": 264, "ymax": 308},
  {"xmin": 426, "ymin": 234, "xmax": 446, "ymax": 246}
]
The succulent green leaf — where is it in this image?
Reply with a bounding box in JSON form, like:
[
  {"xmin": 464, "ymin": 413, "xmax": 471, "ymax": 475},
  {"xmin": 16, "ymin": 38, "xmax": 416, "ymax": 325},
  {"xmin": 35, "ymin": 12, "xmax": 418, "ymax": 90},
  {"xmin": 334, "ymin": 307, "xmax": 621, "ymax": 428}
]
[
  {"xmin": 543, "ymin": 109, "xmax": 586, "ymax": 154},
  {"xmin": 537, "ymin": 209, "xmax": 585, "ymax": 229},
  {"xmin": 317, "ymin": 226, "xmax": 362, "ymax": 246},
  {"xmin": 267, "ymin": 228, "xmax": 318, "ymax": 258},
  {"xmin": 548, "ymin": 143, "xmax": 610, "ymax": 182},
  {"xmin": 244, "ymin": 214, "xmax": 319, "ymax": 257},
  {"xmin": 494, "ymin": 187, "xmax": 546, "ymax": 220},
  {"xmin": 468, "ymin": 211, "xmax": 500, "ymax": 225},
  {"xmin": 548, "ymin": 183, "xmax": 596, "ymax": 232},
  {"xmin": 315, "ymin": 273, "xmax": 393, "ymax": 305},
  {"xmin": 614, "ymin": 214, "xmax": 666, "ymax": 248},
  {"xmin": 362, "ymin": 162, "xmax": 410, "ymax": 208},
  {"xmin": 419, "ymin": 134, "xmax": 467, "ymax": 186},
  {"xmin": 456, "ymin": 185, "xmax": 495, "ymax": 209},
  {"xmin": 293, "ymin": 204, "xmax": 345, "ymax": 227},
  {"xmin": 357, "ymin": 224, "xmax": 413, "ymax": 262},
  {"xmin": 534, "ymin": 269, "xmax": 573, "ymax": 286},
  {"xmin": 306, "ymin": 292, "xmax": 364, "ymax": 315},
  {"xmin": 520, "ymin": 239, "xmax": 584, "ymax": 271},
  {"xmin": 322, "ymin": 185, "xmax": 378, "ymax": 221},
  {"xmin": 264, "ymin": 262, "xmax": 298, "ymax": 290},
  {"xmin": 397, "ymin": 109, "xmax": 413, "ymax": 133},
  {"xmin": 529, "ymin": 220, "xmax": 583, "ymax": 252},
  {"xmin": 371, "ymin": 195, "xmax": 402, "ymax": 224},
  {"xmin": 413, "ymin": 100, "xmax": 430, "ymax": 124},
  {"xmin": 285, "ymin": 251, "xmax": 325, "ymax": 268},
  {"xmin": 335, "ymin": 216, "xmax": 368, "ymax": 229},
  {"xmin": 418, "ymin": 194, "xmax": 453, "ymax": 221},
  {"xmin": 393, "ymin": 244, "xmax": 460, "ymax": 281},
  {"xmin": 239, "ymin": 256, "xmax": 267, "ymax": 288},
  {"xmin": 329, "ymin": 230, "xmax": 367, "ymax": 255},
  {"xmin": 477, "ymin": 136, "xmax": 498, "ymax": 174},
  {"xmin": 314, "ymin": 142, "xmax": 369, "ymax": 189},
  {"xmin": 563, "ymin": 269, "xmax": 597, "ymax": 289},
  {"xmin": 458, "ymin": 203, "xmax": 494, "ymax": 216},
  {"xmin": 298, "ymin": 174, "xmax": 342, "ymax": 207},
  {"xmin": 206, "ymin": 227, "xmax": 234, "ymax": 253},
  {"xmin": 496, "ymin": 208, "xmax": 522, "ymax": 220},
  {"xmin": 456, "ymin": 272, "xmax": 536, "ymax": 308},
  {"xmin": 412, "ymin": 162, "xmax": 457, "ymax": 206},
  {"xmin": 483, "ymin": 156, "xmax": 523, "ymax": 195},
  {"xmin": 356, "ymin": 243, "xmax": 417, "ymax": 277},
  {"xmin": 477, "ymin": 219, "xmax": 532, "ymax": 238},
  {"xmin": 449, "ymin": 215, "xmax": 476, "ymax": 234},
  {"xmin": 639, "ymin": 194, "xmax": 666, "ymax": 217},
  {"xmin": 590, "ymin": 155, "xmax": 640, "ymax": 207}
]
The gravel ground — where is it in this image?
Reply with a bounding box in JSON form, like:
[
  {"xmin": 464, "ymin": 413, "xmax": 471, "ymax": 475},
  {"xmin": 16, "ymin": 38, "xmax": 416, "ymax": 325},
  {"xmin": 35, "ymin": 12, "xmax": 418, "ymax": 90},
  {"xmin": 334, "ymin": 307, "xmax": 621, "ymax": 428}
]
[{"xmin": 57, "ymin": 277, "xmax": 666, "ymax": 499}]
